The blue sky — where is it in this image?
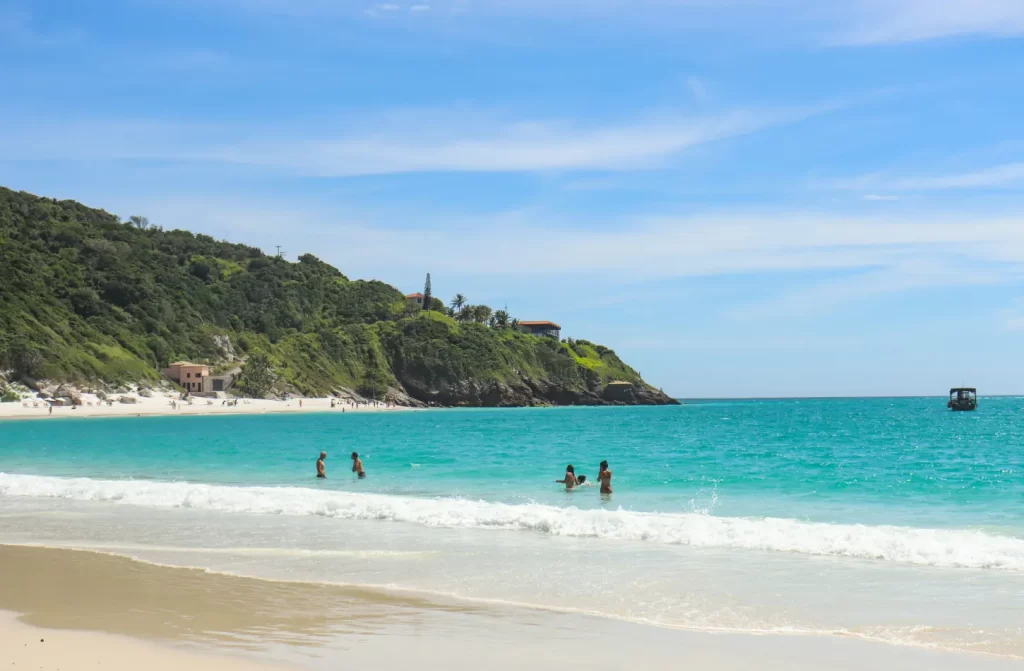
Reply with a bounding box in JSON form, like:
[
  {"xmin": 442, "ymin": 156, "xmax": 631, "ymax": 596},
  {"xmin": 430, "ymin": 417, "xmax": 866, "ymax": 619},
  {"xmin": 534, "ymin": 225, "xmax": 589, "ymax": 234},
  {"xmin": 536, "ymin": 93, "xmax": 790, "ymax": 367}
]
[{"xmin": 3, "ymin": 0, "xmax": 1024, "ymax": 397}]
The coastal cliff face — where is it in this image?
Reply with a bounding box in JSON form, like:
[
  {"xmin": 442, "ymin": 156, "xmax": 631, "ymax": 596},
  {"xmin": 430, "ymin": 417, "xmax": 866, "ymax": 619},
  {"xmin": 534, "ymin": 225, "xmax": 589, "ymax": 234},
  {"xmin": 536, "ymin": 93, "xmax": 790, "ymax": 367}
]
[
  {"xmin": 397, "ymin": 378, "xmax": 678, "ymax": 408},
  {"xmin": 0, "ymin": 187, "xmax": 677, "ymax": 407},
  {"xmin": 386, "ymin": 317, "xmax": 677, "ymax": 407}
]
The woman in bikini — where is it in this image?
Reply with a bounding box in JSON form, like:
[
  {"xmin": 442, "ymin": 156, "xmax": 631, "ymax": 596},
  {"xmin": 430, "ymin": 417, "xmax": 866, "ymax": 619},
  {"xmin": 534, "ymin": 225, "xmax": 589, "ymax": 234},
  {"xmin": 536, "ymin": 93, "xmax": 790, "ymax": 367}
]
[
  {"xmin": 597, "ymin": 460, "xmax": 612, "ymax": 495},
  {"xmin": 556, "ymin": 464, "xmax": 578, "ymax": 490}
]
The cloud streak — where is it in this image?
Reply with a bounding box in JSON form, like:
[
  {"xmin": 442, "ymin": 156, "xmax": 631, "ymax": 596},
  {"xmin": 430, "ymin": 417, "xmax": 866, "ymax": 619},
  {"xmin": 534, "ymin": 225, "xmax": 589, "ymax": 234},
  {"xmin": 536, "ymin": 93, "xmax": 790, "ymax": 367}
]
[
  {"xmin": 888, "ymin": 163, "xmax": 1024, "ymax": 191},
  {"xmin": 838, "ymin": 162, "xmax": 1024, "ymax": 193},
  {"xmin": 200, "ymin": 107, "xmax": 828, "ymax": 176},
  {"xmin": 833, "ymin": 0, "xmax": 1024, "ymax": 45},
  {"xmin": 179, "ymin": 0, "xmax": 1024, "ymax": 45},
  {"xmin": 130, "ymin": 196, "xmax": 1024, "ymax": 283},
  {"xmin": 0, "ymin": 103, "xmax": 837, "ymax": 176}
]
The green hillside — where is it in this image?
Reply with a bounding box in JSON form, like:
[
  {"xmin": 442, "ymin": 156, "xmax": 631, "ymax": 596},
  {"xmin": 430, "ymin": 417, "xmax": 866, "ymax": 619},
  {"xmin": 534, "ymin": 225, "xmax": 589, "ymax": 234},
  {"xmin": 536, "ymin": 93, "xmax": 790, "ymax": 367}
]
[{"xmin": 0, "ymin": 187, "xmax": 676, "ymax": 406}]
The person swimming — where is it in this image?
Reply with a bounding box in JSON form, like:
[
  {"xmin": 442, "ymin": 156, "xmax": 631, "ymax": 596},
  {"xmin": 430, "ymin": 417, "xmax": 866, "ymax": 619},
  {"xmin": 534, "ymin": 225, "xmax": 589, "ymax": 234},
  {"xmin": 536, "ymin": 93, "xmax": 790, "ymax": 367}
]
[
  {"xmin": 351, "ymin": 452, "xmax": 365, "ymax": 479},
  {"xmin": 317, "ymin": 451, "xmax": 327, "ymax": 479},
  {"xmin": 597, "ymin": 460, "xmax": 612, "ymax": 494},
  {"xmin": 555, "ymin": 464, "xmax": 578, "ymax": 490}
]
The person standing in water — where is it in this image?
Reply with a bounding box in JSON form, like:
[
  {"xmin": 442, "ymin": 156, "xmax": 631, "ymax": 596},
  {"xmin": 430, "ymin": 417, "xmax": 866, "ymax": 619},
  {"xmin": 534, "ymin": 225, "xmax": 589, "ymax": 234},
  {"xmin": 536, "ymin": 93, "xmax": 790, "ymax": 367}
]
[
  {"xmin": 555, "ymin": 464, "xmax": 578, "ymax": 490},
  {"xmin": 351, "ymin": 452, "xmax": 365, "ymax": 479},
  {"xmin": 317, "ymin": 451, "xmax": 327, "ymax": 478},
  {"xmin": 597, "ymin": 460, "xmax": 612, "ymax": 494}
]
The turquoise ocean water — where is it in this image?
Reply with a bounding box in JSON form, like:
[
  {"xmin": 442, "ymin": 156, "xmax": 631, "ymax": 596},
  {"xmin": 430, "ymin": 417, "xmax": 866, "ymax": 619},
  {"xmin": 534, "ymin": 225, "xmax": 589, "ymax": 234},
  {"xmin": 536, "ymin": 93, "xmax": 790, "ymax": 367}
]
[{"xmin": 2, "ymin": 398, "xmax": 1024, "ymax": 656}]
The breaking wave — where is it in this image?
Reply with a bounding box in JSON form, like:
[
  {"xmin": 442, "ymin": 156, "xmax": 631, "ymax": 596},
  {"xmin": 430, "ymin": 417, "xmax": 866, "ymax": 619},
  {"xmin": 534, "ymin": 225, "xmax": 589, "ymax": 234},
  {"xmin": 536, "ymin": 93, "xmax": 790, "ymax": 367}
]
[{"xmin": 2, "ymin": 473, "xmax": 1023, "ymax": 570}]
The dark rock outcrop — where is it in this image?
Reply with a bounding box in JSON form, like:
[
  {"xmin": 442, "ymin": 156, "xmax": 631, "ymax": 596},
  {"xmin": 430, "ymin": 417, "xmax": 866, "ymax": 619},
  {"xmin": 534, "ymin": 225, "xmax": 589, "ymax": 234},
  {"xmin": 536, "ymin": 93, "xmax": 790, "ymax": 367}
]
[{"xmin": 395, "ymin": 374, "xmax": 678, "ymax": 408}]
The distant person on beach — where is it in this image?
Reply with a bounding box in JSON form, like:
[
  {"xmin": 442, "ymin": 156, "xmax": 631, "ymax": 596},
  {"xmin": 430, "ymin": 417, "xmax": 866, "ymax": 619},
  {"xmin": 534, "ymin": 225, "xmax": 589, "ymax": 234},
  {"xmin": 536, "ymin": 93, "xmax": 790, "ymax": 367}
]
[
  {"xmin": 598, "ymin": 460, "xmax": 612, "ymax": 494},
  {"xmin": 556, "ymin": 464, "xmax": 578, "ymax": 490},
  {"xmin": 317, "ymin": 451, "xmax": 327, "ymax": 479},
  {"xmin": 351, "ymin": 452, "xmax": 365, "ymax": 479}
]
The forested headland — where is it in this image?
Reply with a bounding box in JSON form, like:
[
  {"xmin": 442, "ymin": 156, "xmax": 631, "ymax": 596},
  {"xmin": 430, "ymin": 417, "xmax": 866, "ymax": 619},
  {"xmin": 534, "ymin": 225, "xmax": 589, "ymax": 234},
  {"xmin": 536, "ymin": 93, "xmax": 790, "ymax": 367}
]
[{"xmin": 0, "ymin": 187, "xmax": 676, "ymax": 406}]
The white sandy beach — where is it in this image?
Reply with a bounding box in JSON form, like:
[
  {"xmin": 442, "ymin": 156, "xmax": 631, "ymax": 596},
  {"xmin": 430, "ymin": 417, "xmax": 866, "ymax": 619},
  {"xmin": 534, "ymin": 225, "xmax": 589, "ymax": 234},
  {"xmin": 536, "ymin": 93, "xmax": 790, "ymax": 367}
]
[
  {"xmin": 1, "ymin": 545, "xmax": 1022, "ymax": 671},
  {"xmin": 2, "ymin": 612, "xmax": 295, "ymax": 671},
  {"xmin": 0, "ymin": 390, "xmax": 409, "ymax": 421}
]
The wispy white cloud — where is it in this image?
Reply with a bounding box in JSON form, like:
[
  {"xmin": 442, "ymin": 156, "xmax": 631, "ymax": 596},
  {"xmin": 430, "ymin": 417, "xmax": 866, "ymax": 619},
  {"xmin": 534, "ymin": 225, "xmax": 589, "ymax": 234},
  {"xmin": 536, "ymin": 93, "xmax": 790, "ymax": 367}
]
[
  {"xmin": 199, "ymin": 108, "xmax": 821, "ymax": 176},
  {"xmin": 862, "ymin": 193, "xmax": 900, "ymax": 201},
  {"xmin": 891, "ymin": 163, "xmax": 1024, "ymax": 190},
  {"xmin": 181, "ymin": 0, "xmax": 1024, "ymax": 45},
  {"xmin": 839, "ymin": 162, "xmax": 1024, "ymax": 193},
  {"xmin": 0, "ymin": 103, "xmax": 838, "ymax": 176},
  {"xmin": 120, "ymin": 195, "xmax": 1024, "ymax": 285},
  {"xmin": 833, "ymin": 0, "xmax": 1024, "ymax": 45},
  {"xmin": 730, "ymin": 258, "xmax": 1018, "ymax": 321}
]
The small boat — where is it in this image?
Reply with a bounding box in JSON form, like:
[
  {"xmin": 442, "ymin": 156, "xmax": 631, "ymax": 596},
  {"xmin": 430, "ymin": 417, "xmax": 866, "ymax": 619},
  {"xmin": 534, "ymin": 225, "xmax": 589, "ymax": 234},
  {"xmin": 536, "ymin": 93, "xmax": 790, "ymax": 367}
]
[{"xmin": 948, "ymin": 388, "xmax": 977, "ymax": 411}]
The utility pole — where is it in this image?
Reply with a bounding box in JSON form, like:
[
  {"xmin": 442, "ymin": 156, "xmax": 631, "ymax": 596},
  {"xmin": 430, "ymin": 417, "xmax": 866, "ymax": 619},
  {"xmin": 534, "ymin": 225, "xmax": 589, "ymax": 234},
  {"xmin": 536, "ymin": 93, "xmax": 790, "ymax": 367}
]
[{"xmin": 275, "ymin": 245, "xmax": 286, "ymax": 259}]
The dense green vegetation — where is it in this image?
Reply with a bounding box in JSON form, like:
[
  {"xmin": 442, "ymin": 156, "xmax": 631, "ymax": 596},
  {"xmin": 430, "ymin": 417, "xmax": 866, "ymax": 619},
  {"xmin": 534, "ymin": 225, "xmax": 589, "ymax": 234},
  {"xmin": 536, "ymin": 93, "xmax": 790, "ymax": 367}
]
[{"xmin": 0, "ymin": 187, "xmax": 669, "ymax": 405}]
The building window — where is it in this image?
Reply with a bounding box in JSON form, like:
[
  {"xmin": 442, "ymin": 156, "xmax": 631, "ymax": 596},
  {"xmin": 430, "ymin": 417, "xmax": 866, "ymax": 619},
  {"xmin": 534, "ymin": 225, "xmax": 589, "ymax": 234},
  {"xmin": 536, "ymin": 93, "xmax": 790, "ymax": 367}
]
[{"xmin": 186, "ymin": 373, "xmax": 191, "ymax": 378}]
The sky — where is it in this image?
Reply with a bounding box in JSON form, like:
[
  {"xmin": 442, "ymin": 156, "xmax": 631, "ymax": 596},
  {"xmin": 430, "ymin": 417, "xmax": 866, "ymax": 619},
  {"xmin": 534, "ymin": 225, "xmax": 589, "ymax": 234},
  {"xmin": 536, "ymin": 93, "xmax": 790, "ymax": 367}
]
[{"xmin": 3, "ymin": 1, "xmax": 1024, "ymax": 398}]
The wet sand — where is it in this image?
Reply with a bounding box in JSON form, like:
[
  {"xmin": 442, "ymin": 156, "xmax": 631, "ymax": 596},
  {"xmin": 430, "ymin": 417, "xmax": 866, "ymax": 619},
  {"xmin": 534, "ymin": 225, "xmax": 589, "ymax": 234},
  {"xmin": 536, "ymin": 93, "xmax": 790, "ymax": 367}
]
[{"xmin": 1, "ymin": 544, "xmax": 1022, "ymax": 670}]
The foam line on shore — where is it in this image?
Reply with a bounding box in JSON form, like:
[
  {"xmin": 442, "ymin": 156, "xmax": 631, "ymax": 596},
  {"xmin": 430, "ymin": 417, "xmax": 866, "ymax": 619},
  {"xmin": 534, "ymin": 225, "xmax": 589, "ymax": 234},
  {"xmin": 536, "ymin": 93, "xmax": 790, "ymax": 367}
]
[{"xmin": 3, "ymin": 473, "xmax": 1024, "ymax": 570}]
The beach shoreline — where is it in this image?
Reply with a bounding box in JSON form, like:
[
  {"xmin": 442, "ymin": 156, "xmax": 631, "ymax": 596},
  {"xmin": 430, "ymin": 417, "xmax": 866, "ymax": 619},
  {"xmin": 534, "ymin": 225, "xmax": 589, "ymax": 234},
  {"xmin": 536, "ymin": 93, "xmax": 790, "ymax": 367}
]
[
  {"xmin": 0, "ymin": 393, "xmax": 411, "ymax": 421},
  {"xmin": 0, "ymin": 543, "xmax": 1021, "ymax": 671}
]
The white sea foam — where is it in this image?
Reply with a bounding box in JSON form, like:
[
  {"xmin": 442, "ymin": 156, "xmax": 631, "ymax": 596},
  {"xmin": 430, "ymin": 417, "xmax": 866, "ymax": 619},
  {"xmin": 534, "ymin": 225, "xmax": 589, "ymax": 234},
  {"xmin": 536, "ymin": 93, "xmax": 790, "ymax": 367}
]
[{"xmin": 2, "ymin": 473, "xmax": 1023, "ymax": 570}]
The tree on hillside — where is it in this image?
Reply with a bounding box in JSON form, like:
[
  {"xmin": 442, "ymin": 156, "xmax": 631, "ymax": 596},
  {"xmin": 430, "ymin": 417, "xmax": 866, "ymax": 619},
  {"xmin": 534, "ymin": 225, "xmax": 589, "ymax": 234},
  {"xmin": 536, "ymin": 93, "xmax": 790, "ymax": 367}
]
[
  {"xmin": 423, "ymin": 273, "xmax": 432, "ymax": 312},
  {"xmin": 240, "ymin": 351, "xmax": 276, "ymax": 398},
  {"xmin": 128, "ymin": 215, "xmax": 150, "ymax": 230},
  {"xmin": 0, "ymin": 340, "xmax": 44, "ymax": 379},
  {"xmin": 451, "ymin": 294, "xmax": 467, "ymax": 312},
  {"xmin": 469, "ymin": 305, "xmax": 493, "ymax": 324},
  {"xmin": 493, "ymin": 309, "xmax": 510, "ymax": 329}
]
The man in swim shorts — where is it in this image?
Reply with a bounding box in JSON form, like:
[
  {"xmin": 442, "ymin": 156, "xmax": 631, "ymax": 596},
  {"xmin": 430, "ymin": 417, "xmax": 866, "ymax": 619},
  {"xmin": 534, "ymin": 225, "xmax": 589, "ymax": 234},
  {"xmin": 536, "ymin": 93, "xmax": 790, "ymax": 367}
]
[
  {"xmin": 351, "ymin": 452, "xmax": 365, "ymax": 479},
  {"xmin": 317, "ymin": 451, "xmax": 327, "ymax": 478}
]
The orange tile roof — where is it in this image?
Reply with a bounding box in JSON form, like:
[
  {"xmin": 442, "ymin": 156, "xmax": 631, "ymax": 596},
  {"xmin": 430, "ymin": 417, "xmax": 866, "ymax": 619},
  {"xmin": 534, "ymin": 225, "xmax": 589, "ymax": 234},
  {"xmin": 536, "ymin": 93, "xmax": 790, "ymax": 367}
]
[{"xmin": 406, "ymin": 293, "xmax": 424, "ymax": 298}]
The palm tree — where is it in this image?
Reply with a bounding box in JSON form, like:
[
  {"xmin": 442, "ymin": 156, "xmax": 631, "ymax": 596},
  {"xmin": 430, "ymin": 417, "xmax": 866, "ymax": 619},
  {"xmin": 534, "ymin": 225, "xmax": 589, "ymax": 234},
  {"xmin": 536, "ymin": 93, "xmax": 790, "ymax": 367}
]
[
  {"xmin": 493, "ymin": 309, "xmax": 510, "ymax": 328},
  {"xmin": 451, "ymin": 294, "xmax": 467, "ymax": 312},
  {"xmin": 473, "ymin": 305, "xmax": 493, "ymax": 324},
  {"xmin": 510, "ymin": 318, "xmax": 520, "ymax": 329}
]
